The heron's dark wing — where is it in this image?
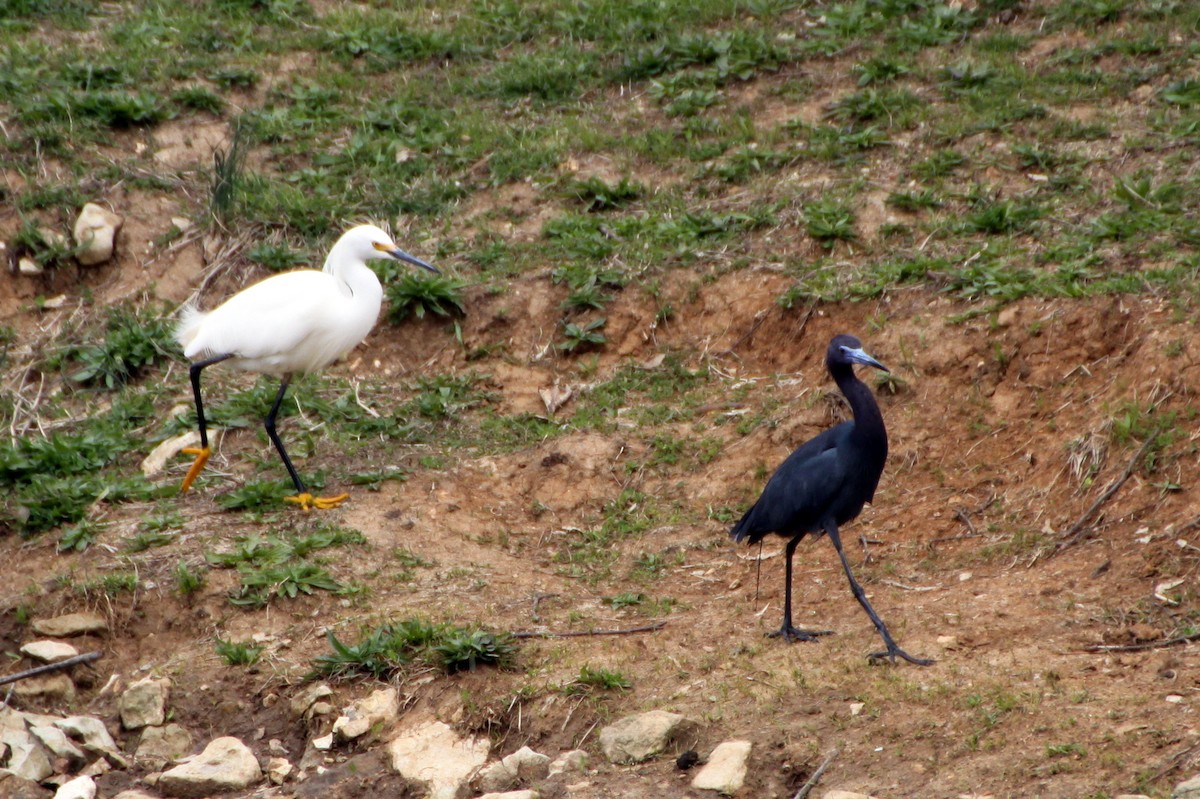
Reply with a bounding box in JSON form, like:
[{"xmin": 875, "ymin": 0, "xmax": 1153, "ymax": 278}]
[{"xmin": 730, "ymin": 422, "xmax": 852, "ymax": 544}]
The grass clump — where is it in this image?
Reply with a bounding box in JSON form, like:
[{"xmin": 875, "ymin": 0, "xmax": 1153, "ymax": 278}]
[
  {"xmin": 385, "ymin": 272, "xmax": 467, "ymax": 323},
  {"xmin": 563, "ymin": 664, "xmax": 632, "ymax": 694},
  {"xmin": 53, "ymin": 305, "xmax": 178, "ymax": 389},
  {"xmin": 313, "ymin": 617, "xmax": 517, "ymax": 679},
  {"xmin": 215, "ymin": 636, "xmax": 264, "ymax": 666}
]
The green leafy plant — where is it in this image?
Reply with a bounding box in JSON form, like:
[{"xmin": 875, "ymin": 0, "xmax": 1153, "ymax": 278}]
[
  {"xmin": 559, "ymin": 317, "xmax": 607, "ymax": 352},
  {"xmin": 57, "ymin": 305, "xmax": 177, "ymax": 388},
  {"xmin": 386, "ymin": 272, "xmax": 467, "ymax": 322},
  {"xmin": 215, "ymin": 636, "xmax": 264, "ymax": 666},
  {"xmin": 175, "ymin": 560, "xmax": 207, "ymax": 596},
  {"xmin": 433, "ymin": 629, "xmax": 517, "ymax": 673},
  {"xmin": 563, "ymin": 664, "xmax": 632, "ymax": 694}
]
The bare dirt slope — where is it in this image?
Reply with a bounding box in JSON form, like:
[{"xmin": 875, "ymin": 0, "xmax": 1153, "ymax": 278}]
[{"xmin": 4, "ymin": 244, "xmax": 1200, "ymax": 797}]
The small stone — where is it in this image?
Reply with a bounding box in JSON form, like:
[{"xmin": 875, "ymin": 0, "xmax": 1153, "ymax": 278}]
[
  {"xmin": 159, "ymin": 736, "xmax": 262, "ymax": 797},
  {"xmin": 478, "ymin": 792, "xmax": 538, "ymax": 799},
  {"xmin": 502, "ymin": 746, "xmax": 550, "ymax": 782},
  {"xmin": 312, "ymin": 733, "xmax": 333, "ymax": 751},
  {"xmin": 849, "ymin": 702, "xmax": 865, "ymax": 716},
  {"xmin": 691, "ymin": 740, "xmax": 752, "ymax": 794},
  {"xmin": 136, "ymin": 723, "xmax": 194, "ymax": 768},
  {"xmin": 18, "ymin": 257, "xmax": 42, "ymax": 275},
  {"xmin": 73, "ymin": 203, "xmax": 123, "ymax": 266},
  {"xmin": 549, "ymin": 749, "xmax": 588, "ymax": 776},
  {"xmin": 52, "ymin": 775, "xmax": 95, "ymax": 799},
  {"xmin": 1115, "ymin": 795, "xmax": 1152, "ymax": 799},
  {"xmin": 386, "ymin": 720, "xmax": 489, "ymax": 799},
  {"xmin": 20, "ymin": 641, "xmax": 80, "ymax": 663},
  {"xmin": 267, "ymin": 756, "xmax": 293, "ymax": 785},
  {"xmin": 477, "ymin": 760, "xmax": 517, "ymax": 793},
  {"xmin": 1167, "ymin": 694, "xmax": 1185, "ymax": 704},
  {"xmin": 290, "ymin": 683, "xmax": 333, "ymax": 718},
  {"xmin": 0, "ymin": 772, "xmax": 53, "ymax": 799},
  {"xmin": 1174, "ymin": 774, "xmax": 1200, "ymax": 799},
  {"xmin": 824, "ymin": 791, "xmax": 877, "ymax": 799},
  {"xmin": 937, "ymin": 635, "xmax": 959, "ymax": 650},
  {"xmin": 120, "ymin": 677, "xmax": 171, "ymax": 730},
  {"xmin": 599, "ymin": 711, "xmax": 698, "ymax": 765},
  {"xmin": 32, "ymin": 613, "xmax": 107, "ymax": 638},
  {"xmin": 332, "ymin": 687, "xmax": 400, "ymax": 741},
  {"xmin": 310, "ymin": 701, "xmax": 334, "ymax": 716},
  {"xmin": 28, "ymin": 724, "xmax": 87, "ymax": 768},
  {"xmin": 1, "ymin": 726, "xmax": 55, "ymax": 782},
  {"xmin": 11, "ymin": 673, "xmax": 76, "ymax": 705},
  {"xmin": 268, "ymin": 738, "xmax": 288, "ymax": 756},
  {"xmin": 55, "ymin": 716, "xmax": 126, "ymax": 767}
]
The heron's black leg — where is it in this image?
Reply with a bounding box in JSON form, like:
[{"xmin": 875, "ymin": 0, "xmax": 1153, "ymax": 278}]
[
  {"xmin": 179, "ymin": 354, "xmax": 234, "ymax": 493},
  {"xmin": 825, "ymin": 522, "xmax": 933, "ymax": 666},
  {"xmin": 768, "ymin": 535, "xmax": 833, "ymax": 643},
  {"xmin": 264, "ymin": 374, "xmax": 306, "ymax": 494}
]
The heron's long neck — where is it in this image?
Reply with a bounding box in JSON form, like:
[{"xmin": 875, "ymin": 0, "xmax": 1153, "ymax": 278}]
[{"xmin": 832, "ymin": 365, "xmax": 887, "ymax": 450}]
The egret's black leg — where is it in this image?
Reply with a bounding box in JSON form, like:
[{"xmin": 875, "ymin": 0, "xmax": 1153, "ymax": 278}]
[
  {"xmin": 264, "ymin": 375, "xmax": 306, "ymax": 494},
  {"xmin": 264, "ymin": 375, "xmax": 349, "ymax": 511},
  {"xmin": 825, "ymin": 523, "xmax": 933, "ymax": 666},
  {"xmin": 768, "ymin": 535, "xmax": 834, "ymax": 642},
  {"xmin": 179, "ymin": 353, "xmax": 234, "ymax": 493}
]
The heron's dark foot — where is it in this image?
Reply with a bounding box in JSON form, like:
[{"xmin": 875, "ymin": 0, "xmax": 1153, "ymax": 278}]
[
  {"xmin": 867, "ymin": 645, "xmax": 935, "ymax": 666},
  {"xmin": 769, "ymin": 625, "xmax": 834, "ymax": 642},
  {"xmin": 285, "ymin": 491, "xmax": 349, "ymax": 511},
  {"xmin": 179, "ymin": 446, "xmax": 212, "ymax": 493}
]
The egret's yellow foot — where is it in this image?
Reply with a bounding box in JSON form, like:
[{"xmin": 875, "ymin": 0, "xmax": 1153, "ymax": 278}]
[
  {"xmin": 284, "ymin": 492, "xmax": 350, "ymax": 511},
  {"xmin": 179, "ymin": 446, "xmax": 212, "ymax": 493}
]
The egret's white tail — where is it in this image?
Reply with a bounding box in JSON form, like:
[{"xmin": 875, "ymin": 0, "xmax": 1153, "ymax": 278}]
[{"xmin": 174, "ymin": 304, "xmax": 208, "ymax": 357}]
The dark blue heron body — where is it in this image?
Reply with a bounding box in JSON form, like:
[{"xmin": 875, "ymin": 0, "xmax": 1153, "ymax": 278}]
[{"xmin": 731, "ymin": 334, "xmax": 931, "ymax": 665}]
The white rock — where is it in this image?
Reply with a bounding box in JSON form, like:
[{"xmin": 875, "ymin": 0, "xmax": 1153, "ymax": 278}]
[
  {"xmin": 502, "ymin": 745, "xmax": 550, "ymax": 782},
  {"xmin": 477, "ymin": 760, "xmax": 517, "ymax": 793},
  {"xmin": 824, "ymin": 791, "xmax": 878, "ymax": 799},
  {"xmin": 267, "ymin": 756, "xmax": 292, "ymax": 785},
  {"xmin": 20, "ymin": 641, "xmax": 80, "ymax": 662},
  {"xmin": 386, "ymin": 720, "xmax": 489, "ymax": 799},
  {"xmin": 332, "ymin": 686, "xmax": 400, "ymax": 741},
  {"xmin": 0, "ymin": 726, "xmax": 54, "ymax": 782},
  {"xmin": 479, "ymin": 791, "xmax": 539, "ymax": 799},
  {"xmin": 549, "ymin": 749, "xmax": 588, "ymax": 775},
  {"xmin": 32, "ymin": 613, "xmax": 107, "ymax": 637},
  {"xmin": 1175, "ymin": 775, "xmax": 1200, "ymax": 798},
  {"xmin": 141, "ymin": 431, "xmax": 202, "ymax": 477},
  {"xmin": 312, "ymin": 733, "xmax": 334, "ymax": 751},
  {"xmin": 29, "ymin": 723, "xmax": 88, "ymax": 767},
  {"xmin": 599, "ymin": 711, "xmax": 698, "ymax": 765},
  {"xmin": 73, "ymin": 203, "xmax": 123, "ymax": 266},
  {"xmin": 120, "ymin": 677, "xmax": 171, "ymax": 729},
  {"xmin": 691, "ymin": 740, "xmax": 752, "ymax": 793},
  {"xmin": 11, "ymin": 673, "xmax": 76, "ymax": 704},
  {"xmin": 18, "ymin": 257, "xmax": 42, "ymax": 275},
  {"xmin": 136, "ymin": 723, "xmax": 194, "ymax": 767},
  {"xmin": 159, "ymin": 736, "xmax": 261, "ymax": 797},
  {"xmin": 53, "ymin": 775, "xmax": 96, "ymax": 799},
  {"xmin": 291, "ymin": 683, "xmax": 334, "ymax": 718},
  {"xmin": 56, "ymin": 715, "xmax": 126, "ymax": 766}
]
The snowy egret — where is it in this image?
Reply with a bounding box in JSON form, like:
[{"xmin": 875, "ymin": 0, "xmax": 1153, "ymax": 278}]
[
  {"xmin": 175, "ymin": 224, "xmax": 438, "ymax": 510},
  {"xmin": 730, "ymin": 334, "xmax": 931, "ymax": 665}
]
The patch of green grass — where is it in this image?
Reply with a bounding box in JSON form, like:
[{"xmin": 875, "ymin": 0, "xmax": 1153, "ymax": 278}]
[
  {"xmin": 559, "ymin": 317, "xmax": 607, "ymax": 353},
  {"xmin": 385, "ymin": 272, "xmax": 467, "ymax": 323},
  {"xmin": 563, "ymin": 664, "xmax": 632, "ymax": 694},
  {"xmin": 313, "ymin": 618, "xmax": 516, "ymax": 679},
  {"xmin": 804, "ymin": 199, "xmax": 857, "ymax": 244},
  {"xmin": 52, "ymin": 304, "xmax": 178, "ymax": 389},
  {"xmin": 215, "ymin": 636, "xmax": 264, "ymax": 666},
  {"xmin": 175, "ymin": 560, "xmax": 207, "ymax": 596},
  {"xmin": 58, "ymin": 520, "xmax": 105, "ymax": 553}
]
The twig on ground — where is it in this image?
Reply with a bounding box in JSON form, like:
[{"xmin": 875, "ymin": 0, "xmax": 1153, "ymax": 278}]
[
  {"xmin": 511, "ymin": 621, "xmax": 666, "ymax": 639},
  {"xmin": 1085, "ymin": 631, "xmax": 1200, "ymax": 653},
  {"xmin": 792, "ymin": 746, "xmax": 842, "ymax": 799},
  {"xmin": 1046, "ymin": 433, "xmax": 1158, "ymax": 561},
  {"xmin": 0, "ymin": 651, "xmax": 103, "ymax": 688}
]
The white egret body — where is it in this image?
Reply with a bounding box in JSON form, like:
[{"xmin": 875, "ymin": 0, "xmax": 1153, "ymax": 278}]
[{"xmin": 176, "ymin": 224, "xmax": 437, "ymax": 510}]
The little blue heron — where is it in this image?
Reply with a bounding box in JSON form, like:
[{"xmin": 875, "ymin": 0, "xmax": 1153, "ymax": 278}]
[
  {"xmin": 175, "ymin": 224, "xmax": 438, "ymax": 511},
  {"xmin": 730, "ymin": 334, "xmax": 931, "ymax": 665}
]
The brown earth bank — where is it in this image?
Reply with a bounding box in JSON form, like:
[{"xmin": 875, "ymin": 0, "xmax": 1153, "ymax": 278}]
[{"xmin": 4, "ymin": 247, "xmax": 1200, "ymax": 797}]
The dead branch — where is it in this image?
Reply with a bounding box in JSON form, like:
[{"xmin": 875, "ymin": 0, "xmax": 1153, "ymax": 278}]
[
  {"xmin": 0, "ymin": 651, "xmax": 103, "ymax": 687},
  {"xmin": 1084, "ymin": 631, "xmax": 1200, "ymax": 654},
  {"xmin": 1047, "ymin": 433, "xmax": 1158, "ymax": 560},
  {"xmin": 511, "ymin": 621, "xmax": 666, "ymax": 639},
  {"xmin": 792, "ymin": 746, "xmax": 842, "ymax": 799}
]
